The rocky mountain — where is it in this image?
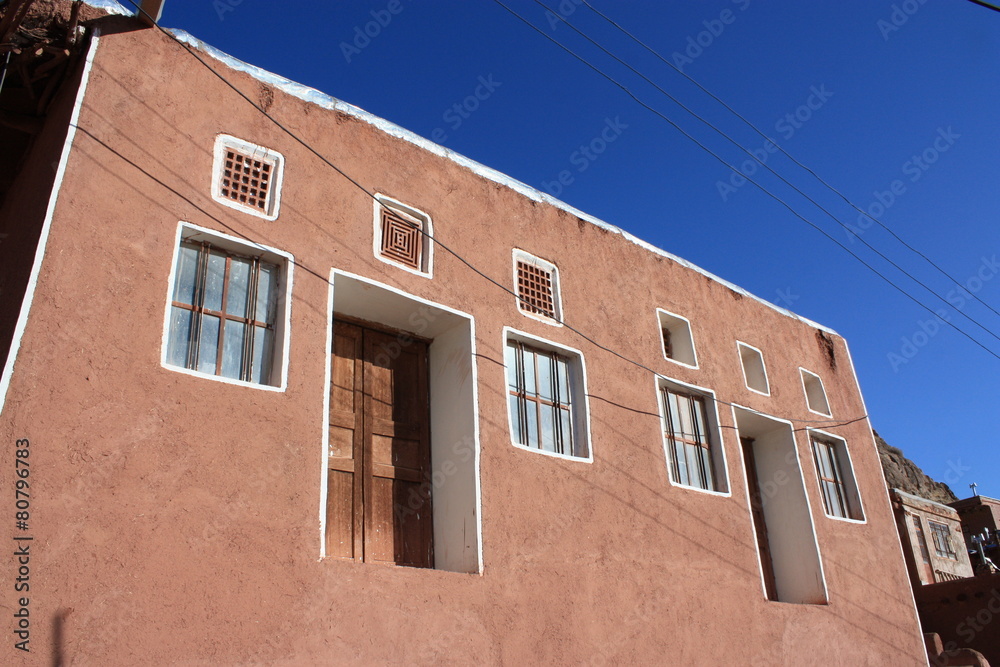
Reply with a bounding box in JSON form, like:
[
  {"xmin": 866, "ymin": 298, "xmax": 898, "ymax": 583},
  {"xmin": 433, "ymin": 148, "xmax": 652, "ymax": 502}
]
[{"xmin": 874, "ymin": 430, "xmax": 957, "ymax": 504}]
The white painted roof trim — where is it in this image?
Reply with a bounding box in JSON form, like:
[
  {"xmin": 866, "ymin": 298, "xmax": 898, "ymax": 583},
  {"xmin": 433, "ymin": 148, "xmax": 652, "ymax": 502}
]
[
  {"xmin": 167, "ymin": 28, "xmax": 838, "ymax": 336},
  {"xmin": 892, "ymin": 488, "xmax": 960, "ymax": 514},
  {"xmin": 84, "ymin": 0, "xmax": 131, "ymax": 16}
]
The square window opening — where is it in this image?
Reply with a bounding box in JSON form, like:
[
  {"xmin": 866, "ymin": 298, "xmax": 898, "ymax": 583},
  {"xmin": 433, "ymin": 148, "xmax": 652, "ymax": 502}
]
[
  {"xmin": 373, "ymin": 196, "xmax": 433, "ymax": 276},
  {"xmin": 505, "ymin": 330, "xmax": 589, "ymax": 461},
  {"xmin": 212, "ymin": 135, "xmax": 284, "ymax": 220},
  {"xmin": 928, "ymin": 521, "xmax": 959, "ymax": 560},
  {"xmin": 658, "ymin": 379, "xmax": 728, "ymax": 493},
  {"xmin": 163, "ymin": 224, "xmax": 291, "ymax": 389},
  {"xmin": 809, "ymin": 433, "xmax": 864, "ymax": 521},
  {"xmin": 738, "ymin": 342, "xmax": 770, "ymax": 395},
  {"xmin": 657, "ymin": 309, "xmax": 697, "ymax": 367},
  {"xmin": 513, "ymin": 250, "xmax": 561, "ymax": 324},
  {"xmin": 800, "ymin": 368, "xmax": 832, "ymax": 416}
]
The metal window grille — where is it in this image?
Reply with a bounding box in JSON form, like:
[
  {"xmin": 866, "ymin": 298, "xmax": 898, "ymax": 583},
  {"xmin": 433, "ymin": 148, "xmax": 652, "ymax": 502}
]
[
  {"xmin": 812, "ymin": 437, "xmax": 850, "ymax": 518},
  {"xmin": 166, "ymin": 240, "xmax": 278, "ymax": 384},
  {"xmin": 506, "ymin": 341, "xmax": 576, "ymax": 457},
  {"xmin": 928, "ymin": 521, "xmax": 958, "ymax": 560},
  {"xmin": 662, "ymin": 389, "xmax": 716, "ymax": 491},
  {"xmin": 379, "ymin": 206, "xmax": 423, "ymax": 270},
  {"xmin": 516, "ymin": 260, "xmax": 556, "ymax": 318},
  {"xmin": 219, "ymin": 148, "xmax": 273, "ymax": 213}
]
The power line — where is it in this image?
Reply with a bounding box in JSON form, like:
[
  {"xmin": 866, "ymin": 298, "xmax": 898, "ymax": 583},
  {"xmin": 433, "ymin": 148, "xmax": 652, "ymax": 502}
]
[
  {"xmin": 490, "ymin": 0, "xmax": 1000, "ymax": 362},
  {"xmin": 107, "ymin": 0, "xmax": 871, "ymax": 428},
  {"xmin": 531, "ymin": 0, "xmax": 1000, "ymax": 348},
  {"xmin": 576, "ymin": 0, "xmax": 1000, "ymax": 322},
  {"xmin": 965, "ymin": 0, "xmax": 1000, "ymax": 13}
]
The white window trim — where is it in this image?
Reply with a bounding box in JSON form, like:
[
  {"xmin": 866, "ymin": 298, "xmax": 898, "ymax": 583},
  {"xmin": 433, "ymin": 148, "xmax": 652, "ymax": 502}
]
[
  {"xmin": 799, "ymin": 367, "xmax": 832, "ymax": 417},
  {"xmin": 512, "ymin": 249, "xmax": 563, "ymax": 327},
  {"xmin": 159, "ymin": 222, "xmax": 294, "ymax": 392},
  {"xmin": 736, "ymin": 341, "xmax": 770, "ymax": 397},
  {"xmin": 807, "ymin": 428, "xmax": 867, "ymax": 524},
  {"xmin": 211, "ymin": 134, "xmax": 284, "ymax": 221},
  {"xmin": 372, "ymin": 194, "xmax": 433, "ymax": 278},
  {"xmin": 656, "ymin": 308, "xmax": 698, "ymax": 369},
  {"xmin": 503, "ymin": 327, "xmax": 592, "ymax": 463},
  {"xmin": 655, "ymin": 374, "xmax": 730, "ymax": 496},
  {"xmin": 730, "ymin": 404, "xmax": 830, "ymax": 604},
  {"xmin": 320, "ymin": 269, "xmax": 483, "ymax": 574}
]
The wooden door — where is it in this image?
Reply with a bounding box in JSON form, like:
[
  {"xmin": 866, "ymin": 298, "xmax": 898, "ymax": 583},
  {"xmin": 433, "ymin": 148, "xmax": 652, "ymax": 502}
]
[
  {"xmin": 326, "ymin": 320, "xmax": 433, "ymax": 568},
  {"xmin": 742, "ymin": 437, "xmax": 778, "ymax": 600}
]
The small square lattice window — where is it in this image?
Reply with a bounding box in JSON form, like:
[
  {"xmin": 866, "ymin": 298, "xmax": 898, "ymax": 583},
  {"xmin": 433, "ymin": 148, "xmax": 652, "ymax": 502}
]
[
  {"xmin": 380, "ymin": 207, "xmax": 422, "ymax": 270},
  {"xmin": 517, "ymin": 260, "xmax": 556, "ymax": 319},
  {"xmin": 220, "ymin": 148, "xmax": 273, "ymax": 212}
]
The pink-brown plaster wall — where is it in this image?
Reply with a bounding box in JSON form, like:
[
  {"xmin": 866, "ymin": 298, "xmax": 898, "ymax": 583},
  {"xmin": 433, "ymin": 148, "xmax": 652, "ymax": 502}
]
[{"xmin": 0, "ymin": 18, "xmax": 929, "ymax": 665}]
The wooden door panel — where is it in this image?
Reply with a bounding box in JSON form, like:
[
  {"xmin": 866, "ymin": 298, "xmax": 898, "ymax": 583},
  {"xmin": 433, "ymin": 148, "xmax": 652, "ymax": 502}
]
[
  {"xmin": 327, "ymin": 318, "xmax": 432, "ymax": 568},
  {"xmin": 325, "ymin": 469, "xmax": 357, "ymax": 559},
  {"xmin": 368, "ymin": 476, "xmax": 432, "ymax": 567}
]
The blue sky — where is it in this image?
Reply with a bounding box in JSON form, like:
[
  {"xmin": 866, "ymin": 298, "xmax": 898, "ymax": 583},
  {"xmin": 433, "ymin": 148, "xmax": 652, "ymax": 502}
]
[{"xmin": 155, "ymin": 1, "xmax": 1000, "ymax": 498}]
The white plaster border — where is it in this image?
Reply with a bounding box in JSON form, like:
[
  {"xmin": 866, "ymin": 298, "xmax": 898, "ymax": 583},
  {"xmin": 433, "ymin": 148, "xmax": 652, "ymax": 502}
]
[
  {"xmin": 502, "ymin": 326, "xmax": 592, "ymax": 463},
  {"xmin": 158, "ymin": 222, "xmax": 294, "ymax": 392},
  {"xmin": 736, "ymin": 341, "xmax": 770, "ymax": 396},
  {"xmin": 0, "ymin": 29, "xmax": 101, "ymax": 417},
  {"xmin": 211, "ymin": 134, "xmax": 284, "ymax": 221},
  {"xmin": 656, "ymin": 308, "xmax": 698, "ymax": 370},
  {"xmin": 512, "ymin": 249, "xmax": 563, "ymax": 327},
  {"xmin": 799, "ymin": 367, "xmax": 832, "ymax": 417},
  {"xmin": 319, "ymin": 269, "xmax": 483, "ymax": 574},
  {"xmin": 730, "ymin": 404, "xmax": 831, "ymax": 605},
  {"xmin": 806, "ymin": 427, "xmax": 868, "ymax": 524},
  {"xmin": 371, "ymin": 194, "xmax": 434, "ymax": 278},
  {"xmin": 654, "ymin": 373, "xmax": 730, "ymax": 497}
]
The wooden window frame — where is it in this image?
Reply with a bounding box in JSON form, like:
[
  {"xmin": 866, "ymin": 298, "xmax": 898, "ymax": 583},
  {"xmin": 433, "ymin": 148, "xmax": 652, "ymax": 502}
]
[
  {"xmin": 661, "ymin": 387, "xmax": 719, "ymax": 492},
  {"xmin": 507, "ymin": 341, "xmax": 574, "ymax": 456},
  {"xmin": 928, "ymin": 520, "xmax": 958, "ymax": 560},
  {"xmin": 911, "ymin": 514, "xmax": 932, "ymax": 564},
  {"xmin": 167, "ymin": 240, "xmax": 278, "ymax": 384}
]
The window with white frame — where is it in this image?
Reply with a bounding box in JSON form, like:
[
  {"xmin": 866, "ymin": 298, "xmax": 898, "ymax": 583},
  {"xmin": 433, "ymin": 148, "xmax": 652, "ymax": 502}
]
[
  {"xmin": 928, "ymin": 521, "xmax": 958, "ymax": 560},
  {"xmin": 373, "ymin": 196, "xmax": 432, "ymax": 276},
  {"xmin": 800, "ymin": 368, "xmax": 831, "ymax": 416},
  {"xmin": 504, "ymin": 332, "xmax": 588, "ymax": 460},
  {"xmin": 810, "ymin": 434, "xmax": 864, "ymax": 520},
  {"xmin": 659, "ymin": 382, "xmax": 726, "ymax": 492},
  {"xmin": 657, "ymin": 309, "xmax": 697, "ymax": 367},
  {"xmin": 211, "ymin": 135, "xmax": 284, "ymax": 220},
  {"xmin": 164, "ymin": 226, "xmax": 290, "ymax": 388},
  {"xmin": 737, "ymin": 342, "xmax": 769, "ymax": 395},
  {"xmin": 513, "ymin": 250, "xmax": 561, "ymax": 323}
]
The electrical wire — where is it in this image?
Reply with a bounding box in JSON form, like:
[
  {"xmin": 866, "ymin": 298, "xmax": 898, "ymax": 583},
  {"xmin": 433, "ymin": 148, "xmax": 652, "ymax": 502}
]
[
  {"xmin": 576, "ymin": 0, "xmax": 1000, "ymax": 321},
  {"xmin": 490, "ymin": 0, "xmax": 1000, "ymax": 362},
  {"xmin": 109, "ymin": 0, "xmax": 874, "ymax": 428},
  {"xmin": 530, "ymin": 0, "xmax": 1000, "ymax": 347}
]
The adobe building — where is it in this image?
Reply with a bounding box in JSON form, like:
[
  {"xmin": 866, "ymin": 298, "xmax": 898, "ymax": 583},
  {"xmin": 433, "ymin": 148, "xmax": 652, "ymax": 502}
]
[
  {"xmin": 893, "ymin": 489, "xmax": 975, "ymax": 586},
  {"xmin": 0, "ymin": 1, "xmax": 936, "ymax": 663},
  {"xmin": 952, "ymin": 495, "xmax": 1000, "ymax": 568}
]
